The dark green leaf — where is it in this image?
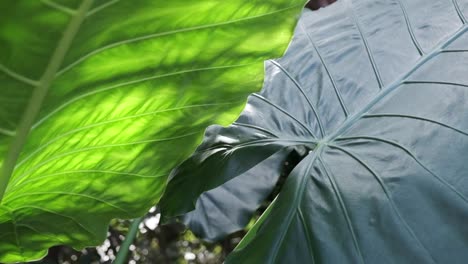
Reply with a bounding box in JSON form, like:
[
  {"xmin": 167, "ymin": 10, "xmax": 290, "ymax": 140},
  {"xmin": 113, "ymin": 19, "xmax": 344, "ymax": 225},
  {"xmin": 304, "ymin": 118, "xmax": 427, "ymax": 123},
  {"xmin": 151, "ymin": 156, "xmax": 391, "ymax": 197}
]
[{"xmin": 161, "ymin": 1, "xmax": 468, "ymax": 263}]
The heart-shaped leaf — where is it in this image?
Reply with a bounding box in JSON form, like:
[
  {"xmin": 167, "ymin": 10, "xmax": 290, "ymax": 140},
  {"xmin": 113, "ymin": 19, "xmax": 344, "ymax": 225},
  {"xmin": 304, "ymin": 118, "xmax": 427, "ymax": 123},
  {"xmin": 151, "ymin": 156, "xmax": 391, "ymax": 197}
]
[
  {"xmin": 0, "ymin": 0, "xmax": 306, "ymax": 262},
  {"xmin": 161, "ymin": 1, "xmax": 468, "ymax": 262}
]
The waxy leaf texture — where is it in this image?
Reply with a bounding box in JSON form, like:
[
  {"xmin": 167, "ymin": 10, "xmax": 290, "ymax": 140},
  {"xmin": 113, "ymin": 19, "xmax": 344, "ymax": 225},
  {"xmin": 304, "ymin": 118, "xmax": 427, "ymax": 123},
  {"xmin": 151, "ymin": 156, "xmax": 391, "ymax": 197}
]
[{"xmin": 161, "ymin": 1, "xmax": 468, "ymax": 263}]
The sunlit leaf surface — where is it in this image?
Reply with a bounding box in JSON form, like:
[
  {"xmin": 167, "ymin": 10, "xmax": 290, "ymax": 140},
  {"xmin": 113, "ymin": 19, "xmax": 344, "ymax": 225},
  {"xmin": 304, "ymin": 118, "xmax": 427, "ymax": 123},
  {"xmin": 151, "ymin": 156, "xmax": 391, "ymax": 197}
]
[
  {"xmin": 0, "ymin": 0, "xmax": 306, "ymax": 261},
  {"xmin": 161, "ymin": 1, "xmax": 468, "ymax": 263}
]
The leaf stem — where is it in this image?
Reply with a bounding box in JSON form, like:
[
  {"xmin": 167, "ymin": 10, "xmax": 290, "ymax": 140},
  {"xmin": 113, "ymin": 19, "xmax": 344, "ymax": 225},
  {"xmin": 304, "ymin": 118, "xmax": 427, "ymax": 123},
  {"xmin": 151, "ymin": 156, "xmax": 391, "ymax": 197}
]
[
  {"xmin": 0, "ymin": 0, "xmax": 94, "ymax": 202},
  {"xmin": 114, "ymin": 217, "xmax": 143, "ymax": 264}
]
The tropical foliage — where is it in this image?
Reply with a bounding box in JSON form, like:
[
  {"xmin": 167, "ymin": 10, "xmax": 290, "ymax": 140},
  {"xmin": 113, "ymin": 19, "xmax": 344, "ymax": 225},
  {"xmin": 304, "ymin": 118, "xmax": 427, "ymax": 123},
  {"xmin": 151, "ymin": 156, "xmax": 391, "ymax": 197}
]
[
  {"xmin": 0, "ymin": 0, "xmax": 305, "ymax": 262},
  {"xmin": 162, "ymin": 1, "xmax": 468, "ymax": 263}
]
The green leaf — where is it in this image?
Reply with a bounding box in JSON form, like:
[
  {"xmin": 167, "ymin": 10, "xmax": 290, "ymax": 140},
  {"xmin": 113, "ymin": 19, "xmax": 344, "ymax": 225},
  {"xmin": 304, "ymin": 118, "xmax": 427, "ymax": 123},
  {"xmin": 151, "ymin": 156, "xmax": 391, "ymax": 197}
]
[
  {"xmin": 161, "ymin": 1, "xmax": 468, "ymax": 263},
  {"xmin": 0, "ymin": 0, "xmax": 306, "ymax": 262}
]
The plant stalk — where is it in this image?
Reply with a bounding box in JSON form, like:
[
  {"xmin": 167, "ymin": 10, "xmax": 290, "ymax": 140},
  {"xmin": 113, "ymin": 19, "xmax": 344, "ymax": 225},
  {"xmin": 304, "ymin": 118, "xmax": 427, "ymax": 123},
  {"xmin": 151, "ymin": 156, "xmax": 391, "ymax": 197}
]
[{"xmin": 114, "ymin": 217, "xmax": 143, "ymax": 264}]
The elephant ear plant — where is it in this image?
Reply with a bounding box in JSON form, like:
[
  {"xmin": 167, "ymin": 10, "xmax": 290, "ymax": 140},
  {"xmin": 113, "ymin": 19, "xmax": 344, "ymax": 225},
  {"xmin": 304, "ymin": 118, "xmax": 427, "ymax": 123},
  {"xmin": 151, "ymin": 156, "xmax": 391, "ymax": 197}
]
[
  {"xmin": 161, "ymin": 0, "xmax": 468, "ymax": 263},
  {"xmin": 0, "ymin": 0, "xmax": 307, "ymax": 262}
]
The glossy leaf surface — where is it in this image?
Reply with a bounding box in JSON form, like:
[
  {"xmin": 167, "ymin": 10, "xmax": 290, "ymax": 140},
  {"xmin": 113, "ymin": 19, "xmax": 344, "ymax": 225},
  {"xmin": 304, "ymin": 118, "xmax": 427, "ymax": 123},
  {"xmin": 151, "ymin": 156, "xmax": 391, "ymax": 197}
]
[
  {"xmin": 0, "ymin": 0, "xmax": 306, "ymax": 261},
  {"xmin": 161, "ymin": 1, "xmax": 468, "ymax": 263}
]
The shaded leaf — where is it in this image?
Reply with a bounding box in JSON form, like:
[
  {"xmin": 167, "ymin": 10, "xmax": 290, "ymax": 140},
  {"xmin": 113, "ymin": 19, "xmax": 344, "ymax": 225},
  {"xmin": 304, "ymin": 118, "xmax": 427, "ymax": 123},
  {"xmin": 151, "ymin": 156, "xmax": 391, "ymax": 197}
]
[
  {"xmin": 161, "ymin": 1, "xmax": 468, "ymax": 263},
  {"xmin": 305, "ymin": 0, "xmax": 336, "ymax": 10}
]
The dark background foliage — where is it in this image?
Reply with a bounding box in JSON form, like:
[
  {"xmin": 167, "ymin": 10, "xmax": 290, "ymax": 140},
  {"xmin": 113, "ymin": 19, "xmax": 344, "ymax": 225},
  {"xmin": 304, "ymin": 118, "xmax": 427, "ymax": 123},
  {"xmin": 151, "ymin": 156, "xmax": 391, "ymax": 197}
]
[
  {"xmin": 305, "ymin": 0, "xmax": 336, "ymax": 10},
  {"xmin": 31, "ymin": 144, "xmax": 303, "ymax": 264},
  {"xmin": 22, "ymin": 2, "xmax": 336, "ymax": 264}
]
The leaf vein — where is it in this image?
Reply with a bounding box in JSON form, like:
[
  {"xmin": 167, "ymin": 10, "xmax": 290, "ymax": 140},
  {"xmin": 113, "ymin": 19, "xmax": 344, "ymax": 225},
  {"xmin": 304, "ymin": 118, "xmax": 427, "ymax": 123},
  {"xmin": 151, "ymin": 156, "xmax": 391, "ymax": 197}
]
[
  {"xmin": 345, "ymin": 0, "xmax": 383, "ymax": 88},
  {"xmin": 86, "ymin": 0, "xmax": 120, "ymax": 17},
  {"xmin": 452, "ymin": 0, "xmax": 467, "ymax": 24},
  {"xmin": 252, "ymin": 93, "xmax": 317, "ymax": 139},
  {"xmin": 56, "ymin": 3, "xmax": 304, "ymax": 76},
  {"xmin": 19, "ymin": 102, "xmax": 240, "ymax": 168},
  {"xmin": 335, "ymin": 136, "xmax": 468, "ymax": 204},
  {"xmin": 232, "ymin": 122, "xmax": 279, "ymax": 138},
  {"xmin": 0, "ymin": 128, "xmax": 15, "ymax": 137},
  {"xmin": 319, "ymin": 157, "xmax": 365, "ymax": 264},
  {"xmin": 269, "ymin": 147, "xmax": 323, "ymax": 264},
  {"xmin": 0, "ymin": 63, "xmax": 39, "ymax": 87},
  {"xmin": 12, "ymin": 205, "xmax": 95, "ymax": 237},
  {"xmin": 298, "ymin": 21, "xmax": 350, "ymax": 116},
  {"xmin": 33, "ymin": 63, "xmax": 256, "ymax": 129},
  {"xmin": 10, "ymin": 171, "xmax": 167, "ymax": 193},
  {"xmin": 16, "ymin": 223, "xmax": 67, "ymax": 245},
  {"xmin": 396, "ymin": 0, "xmax": 424, "ymax": 55},
  {"xmin": 326, "ymin": 26, "xmax": 467, "ymax": 141},
  {"xmin": 5, "ymin": 192, "xmax": 131, "ymax": 216},
  {"xmin": 329, "ymin": 144, "xmax": 438, "ymax": 264},
  {"xmin": 40, "ymin": 0, "xmax": 76, "ymax": 15},
  {"xmin": 270, "ymin": 59, "xmax": 325, "ymax": 137},
  {"xmin": 10, "ymin": 132, "xmax": 200, "ymax": 188},
  {"xmin": 297, "ymin": 207, "xmax": 316, "ymax": 264},
  {"xmin": 363, "ymin": 113, "xmax": 468, "ymax": 137}
]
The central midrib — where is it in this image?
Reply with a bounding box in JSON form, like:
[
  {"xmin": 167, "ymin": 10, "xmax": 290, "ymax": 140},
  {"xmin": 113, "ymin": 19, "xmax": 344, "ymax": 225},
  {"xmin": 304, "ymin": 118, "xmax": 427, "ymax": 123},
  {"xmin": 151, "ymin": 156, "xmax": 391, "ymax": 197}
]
[
  {"xmin": 324, "ymin": 25, "xmax": 468, "ymax": 143},
  {"xmin": 0, "ymin": 0, "xmax": 95, "ymax": 202}
]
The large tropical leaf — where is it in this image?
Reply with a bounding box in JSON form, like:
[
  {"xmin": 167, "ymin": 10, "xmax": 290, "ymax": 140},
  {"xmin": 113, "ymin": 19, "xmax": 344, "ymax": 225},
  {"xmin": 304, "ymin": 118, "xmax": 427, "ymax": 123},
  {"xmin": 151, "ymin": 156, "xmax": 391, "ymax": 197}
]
[
  {"xmin": 161, "ymin": 0, "xmax": 468, "ymax": 262},
  {"xmin": 0, "ymin": 0, "xmax": 306, "ymax": 262}
]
